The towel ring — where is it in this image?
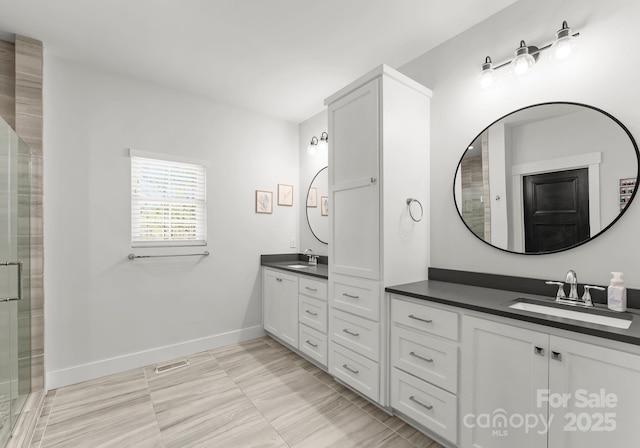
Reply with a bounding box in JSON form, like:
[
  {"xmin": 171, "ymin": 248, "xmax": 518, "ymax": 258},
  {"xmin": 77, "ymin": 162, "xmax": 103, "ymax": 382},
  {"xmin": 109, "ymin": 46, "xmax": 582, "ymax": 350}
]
[{"xmin": 406, "ymin": 198, "xmax": 423, "ymax": 222}]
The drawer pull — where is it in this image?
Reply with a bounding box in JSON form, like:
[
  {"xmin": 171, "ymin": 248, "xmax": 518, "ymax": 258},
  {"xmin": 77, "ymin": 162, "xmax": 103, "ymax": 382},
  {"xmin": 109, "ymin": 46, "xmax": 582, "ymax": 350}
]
[
  {"xmin": 276, "ymin": 278, "xmax": 283, "ymax": 282},
  {"xmin": 305, "ymin": 310, "xmax": 318, "ymax": 316},
  {"xmin": 306, "ymin": 340, "xmax": 318, "ymax": 348},
  {"xmin": 305, "ymin": 286, "xmax": 318, "ymax": 291},
  {"xmin": 409, "ymin": 351, "xmax": 434, "ymax": 363},
  {"xmin": 409, "ymin": 396, "xmax": 433, "ymax": 410},
  {"xmin": 343, "ymin": 364, "xmax": 359, "ymax": 374},
  {"xmin": 342, "ymin": 328, "xmax": 360, "ymax": 337},
  {"xmin": 408, "ymin": 314, "xmax": 432, "ymax": 324},
  {"xmin": 342, "ymin": 292, "xmax": 360, "ymax": 299}
]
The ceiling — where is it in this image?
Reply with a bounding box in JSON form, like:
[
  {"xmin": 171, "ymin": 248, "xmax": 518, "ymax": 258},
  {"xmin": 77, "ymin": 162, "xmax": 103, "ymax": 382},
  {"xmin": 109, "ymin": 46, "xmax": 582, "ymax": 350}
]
[{"xmin": 0, "ymin": 0, "xmax": 519, "ymax": 123}]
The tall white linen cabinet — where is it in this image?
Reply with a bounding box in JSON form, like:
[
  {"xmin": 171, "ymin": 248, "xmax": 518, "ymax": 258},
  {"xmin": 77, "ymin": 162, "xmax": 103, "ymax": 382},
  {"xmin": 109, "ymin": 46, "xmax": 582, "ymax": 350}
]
[{"xmin": 325, "ymin": 64, "xmax": 432, "ymax": 406}]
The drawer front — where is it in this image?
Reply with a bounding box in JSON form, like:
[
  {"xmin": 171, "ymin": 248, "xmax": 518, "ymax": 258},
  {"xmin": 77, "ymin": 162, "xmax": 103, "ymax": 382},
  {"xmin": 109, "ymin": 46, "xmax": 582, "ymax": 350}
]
[
  {"xmin": 299, "ymin": 295, "xmax": 328, "ymax": 334},
  {"xmin": 391, "ymin": 297, "xmax": 459, "ymax": 341},
  {"xmin": 330, "ymin": 309, "xmax": 380, "ymax": 362},
  {"xmin": 329, "ymin": 343, "xmax": 379, "ymax": 402},
  {"xmin": 391, "ymin": 326, "xmax": 458, "ymax": 393},
  {"xmin": 299, "ymin": 324, "xmax": 328, "ymax": 368},
  {"xmin": 299, "ymin": 276, "xmax": 327, "ymax": 301},
  {"xmin": 330, "ymin": 277, "xmax": 380, "ymax": 321},
  {"xmin": 391, "ymin": 368, "xmax": 457, "ymax": 444}
]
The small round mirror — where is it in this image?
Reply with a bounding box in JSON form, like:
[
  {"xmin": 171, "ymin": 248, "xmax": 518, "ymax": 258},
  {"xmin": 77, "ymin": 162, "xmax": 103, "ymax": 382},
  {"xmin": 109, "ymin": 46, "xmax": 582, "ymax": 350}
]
[{"xmin": 306, "ymin": 166, "xmax": 328, "ymax": 244}]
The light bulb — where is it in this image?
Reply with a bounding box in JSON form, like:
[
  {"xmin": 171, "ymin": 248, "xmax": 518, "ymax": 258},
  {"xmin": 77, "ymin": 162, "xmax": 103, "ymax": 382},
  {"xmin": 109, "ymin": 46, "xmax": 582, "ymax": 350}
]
[
  {"xmin": 318, "ymin": 132, "xmax": 329, "ymax": 152},
  {"xmin": 550, "ymin": 21, "xmax": 574, "ymax": 60},
  {"xmin": 307, "ymin": 136, "xmax": 318, "ymax": 154},
  {"xmin": 479, "ymin": 56, "xmax": 495, "ymax": 88},
  {"xmin": 512, "ymin": 41, "xmax": 536, "ymax": 75}
]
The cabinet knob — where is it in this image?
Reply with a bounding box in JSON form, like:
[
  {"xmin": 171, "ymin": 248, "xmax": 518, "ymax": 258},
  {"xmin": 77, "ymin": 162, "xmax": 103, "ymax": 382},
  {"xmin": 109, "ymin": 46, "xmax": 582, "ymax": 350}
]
[
  {"xmin": 534, "ymin": 346, "xmax": 545, "ymax": 356},
  {"xmin": 551, "ymin": 351, "xmax": 562, "ymax": 361},
  {"xmin": 370, "ymin": 177, "xmax": 377, "ymax": 183}
]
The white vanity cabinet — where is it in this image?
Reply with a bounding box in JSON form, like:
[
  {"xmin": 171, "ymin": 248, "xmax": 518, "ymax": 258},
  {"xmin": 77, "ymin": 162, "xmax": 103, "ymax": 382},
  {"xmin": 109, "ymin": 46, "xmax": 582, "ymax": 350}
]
[
  {"xmin": 325, "ymin": 64, "xmax": 431, "ymax": 405},
  {"xmin": 390, "ymin": 295, "xmax": 460, "ymax": 445},
  {"xmin": 262, "ymin": 268, "xmax": 299, "ymax": 349},
  {"xmin": 298, "ymin": 276, "xmax": 329, "ymax": 367},
  {"xmin": 262, "ymin": 267, "xmax": 329, "ymax": 367},
  {"xmin": 461, "ymin": 315, "xmax": 640, "ymax": 448}
]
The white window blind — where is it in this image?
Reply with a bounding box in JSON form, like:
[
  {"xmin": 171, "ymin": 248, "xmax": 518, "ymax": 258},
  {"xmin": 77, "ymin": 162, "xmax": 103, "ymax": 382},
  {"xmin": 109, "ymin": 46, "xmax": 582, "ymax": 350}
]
[{"xmin": 131, "ymin": 152, "xmax": 207, "ymax": 247}]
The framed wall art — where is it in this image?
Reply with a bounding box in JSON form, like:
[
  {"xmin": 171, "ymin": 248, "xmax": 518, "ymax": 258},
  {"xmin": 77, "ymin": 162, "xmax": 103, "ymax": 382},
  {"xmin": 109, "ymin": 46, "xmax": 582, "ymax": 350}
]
[
  {"xmin": 278, "ymin": 183, "xmax": 294, "ymax": 206},
  {"xmin": 256, "ymin": 190, "xmax": 273, "ymax": 214},
  {"xmin": 307, "ymin": 187, "xmax": 317, "ymax": 207},
  {"xmin": 321, "ymin": 196, "xmax": 329, "ymax": 216}
]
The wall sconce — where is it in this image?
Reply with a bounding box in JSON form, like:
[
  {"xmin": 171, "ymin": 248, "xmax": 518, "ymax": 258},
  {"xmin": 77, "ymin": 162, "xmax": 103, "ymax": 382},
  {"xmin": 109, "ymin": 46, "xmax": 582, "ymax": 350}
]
[
  {"xmin": 307, "ymin": 131, "xmax": 329, "ymax": 154},
  {"xmin": 479, "ymin": 20, "xmax": 579, "ymax": 87},
  {"xmin": 307, "ymin": 136, "xmax": 319, "ymax": 154},
  {"xmin": 318, "ymin": 132, "xmax": 329, "ymax": 152}
]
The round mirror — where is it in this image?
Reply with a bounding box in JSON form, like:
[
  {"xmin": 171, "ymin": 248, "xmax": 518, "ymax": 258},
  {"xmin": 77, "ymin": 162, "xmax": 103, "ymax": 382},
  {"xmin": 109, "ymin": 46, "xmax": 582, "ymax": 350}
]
[
  {"xmin": 306, "ymin": 166, "xmax": 329, "ymax": 244},
  {"xmin": 454, "ymin": 102, "xmax": 639, "ymax": 254}
]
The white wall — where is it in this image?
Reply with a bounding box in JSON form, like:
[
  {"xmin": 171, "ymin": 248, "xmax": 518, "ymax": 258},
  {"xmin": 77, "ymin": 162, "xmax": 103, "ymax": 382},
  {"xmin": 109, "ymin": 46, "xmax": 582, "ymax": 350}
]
[
  {"xmin": 399, "ymin": 0, "xmax": 640, "ymax": 287},
  {"xmin": 43, "ymin": 57, "xmax": 299, "ymax": 388},
  {"xmin": 298, "ymin": 110, "xmax": 329, "ymax": 255}
]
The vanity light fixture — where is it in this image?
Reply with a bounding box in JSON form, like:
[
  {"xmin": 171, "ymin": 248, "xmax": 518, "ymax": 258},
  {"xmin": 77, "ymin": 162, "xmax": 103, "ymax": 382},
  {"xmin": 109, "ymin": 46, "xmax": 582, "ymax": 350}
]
[
  {"xmin": 479, "ymin": 57, "xmax": 495, "ymax": 88},
  {"xmin": 318, "ymin": 132, "xmax": 329, "ymax": 152},
  {"xmin": 512, "ymin": 40, "xmax": 538, "ymax": 75},
  {"xmin": 549, "ymin": 21, "xmax": 575, "ymax": 61},
  {"xmin": 307, "ymin": 132, "xmax": 329, "ymax": 154},
  {"xmin": 307, "ymin": 135, "xmax": 319, "ymax": 154},
  {"xmin": 479, "ymin": 20, "xmax": 580, "ymax": 87}
]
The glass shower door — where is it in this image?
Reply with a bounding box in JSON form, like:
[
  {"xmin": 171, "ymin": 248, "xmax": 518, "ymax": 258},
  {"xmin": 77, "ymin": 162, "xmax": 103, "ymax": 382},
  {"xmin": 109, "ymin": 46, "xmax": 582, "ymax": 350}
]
[{"xmin": 0, "ymin": 118, "xmax": 31, "ymax": 447}]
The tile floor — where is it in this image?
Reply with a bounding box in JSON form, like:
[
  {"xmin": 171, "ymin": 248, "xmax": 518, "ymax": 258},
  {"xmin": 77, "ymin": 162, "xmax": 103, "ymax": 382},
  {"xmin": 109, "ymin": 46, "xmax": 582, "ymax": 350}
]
[{"xmin": 29, "ymin": 337, "xmax": 444, "ymax": 447}]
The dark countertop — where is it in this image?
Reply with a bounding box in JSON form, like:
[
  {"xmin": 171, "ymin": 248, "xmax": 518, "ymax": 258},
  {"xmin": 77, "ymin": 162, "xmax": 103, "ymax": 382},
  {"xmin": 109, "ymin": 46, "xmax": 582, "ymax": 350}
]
[
  {"xmin": 261, "ymin": 253, "xmax": 328, "ymax": 280},
  {"xmin": 386, "ymin": 280, "xmax": 640, "ymax": 346}
]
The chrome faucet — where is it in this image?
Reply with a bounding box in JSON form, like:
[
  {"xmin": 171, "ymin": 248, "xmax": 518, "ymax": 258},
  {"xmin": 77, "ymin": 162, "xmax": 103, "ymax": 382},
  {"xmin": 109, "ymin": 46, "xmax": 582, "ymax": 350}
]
[
  {"xmin": 545, "ymin": 270, "xmax": 604, "ymax": 308},
  {"xmin": 303, "ymin": 249, "xmax": 318, "ymax": 266},
  {"xmin": 565, "ymin": 270, "xmax": 579, "ymax": 299}
]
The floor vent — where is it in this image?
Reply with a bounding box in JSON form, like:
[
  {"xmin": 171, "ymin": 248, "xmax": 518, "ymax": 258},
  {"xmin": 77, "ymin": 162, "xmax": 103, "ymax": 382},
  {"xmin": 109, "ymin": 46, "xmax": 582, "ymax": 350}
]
[{"xmin": 155, "ymin": 359, "xmax": 190, "ymax": 374}]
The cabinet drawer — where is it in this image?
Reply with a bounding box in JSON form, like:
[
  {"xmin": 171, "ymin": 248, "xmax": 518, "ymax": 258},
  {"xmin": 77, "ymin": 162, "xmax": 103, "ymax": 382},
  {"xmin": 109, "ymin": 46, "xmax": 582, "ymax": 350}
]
[
  {"xmin": 391, "ymin": 297, "xmax": 459, "ymax": 341},
  {"xmin": 299, "ymin": 295, "xmax": 328, "ymax": 334},
  {"xmin": 391, "ymin": 368, "xmax": 457, "ymax": 444},
  {"xmin": 330, "ymin": 277, "xmax": 380, "ymax": 321},
  {"xmin": 299, "ymin": 277, "xmax": 327, "ymax": 301},
  {"xmin": 329, "ymin": 343, "xmax": 379, "ymax": 402},
  {"xmin": 330, "ymin": 309, "xmax": 380, "ymax": 362},
  {"xmin": 391, "ymin": 326, "xmax": 458, "ymax": 393},
  {"xmin": 299, "ymin": 325, "xmax": 327, "ymax": 368}
]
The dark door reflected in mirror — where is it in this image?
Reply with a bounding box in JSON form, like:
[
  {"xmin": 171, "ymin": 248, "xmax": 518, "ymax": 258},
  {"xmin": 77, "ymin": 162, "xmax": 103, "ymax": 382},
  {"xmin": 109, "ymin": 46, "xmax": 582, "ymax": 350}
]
[
  {"xmin": 454, "ymin": 102, "xmax": 639, "ymax": 254},
  {"xmin": 306, "ymin": 166, "xmax": 328, "ymax": 244}
]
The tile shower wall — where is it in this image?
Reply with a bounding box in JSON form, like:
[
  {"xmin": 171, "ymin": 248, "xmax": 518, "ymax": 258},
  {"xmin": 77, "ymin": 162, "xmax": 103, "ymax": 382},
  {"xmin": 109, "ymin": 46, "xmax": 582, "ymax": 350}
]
[{"xmin": 0, "ymin": 35, "xmax": 44, "ymax": 391}]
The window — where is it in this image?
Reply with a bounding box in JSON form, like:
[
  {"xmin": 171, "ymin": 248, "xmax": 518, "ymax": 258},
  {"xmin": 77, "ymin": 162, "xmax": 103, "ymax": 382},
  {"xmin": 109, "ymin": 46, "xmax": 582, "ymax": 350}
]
[{"xmin": 130, "ymin": 149, "xmax": 207, "ymax": 247}]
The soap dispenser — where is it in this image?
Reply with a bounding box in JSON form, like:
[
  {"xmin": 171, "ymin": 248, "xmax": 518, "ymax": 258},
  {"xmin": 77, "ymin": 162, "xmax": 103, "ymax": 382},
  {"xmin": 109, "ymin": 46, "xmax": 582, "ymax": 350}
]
[{"xmin": 607, "ymin": 272, "xmax": 627, "ymax": 312}]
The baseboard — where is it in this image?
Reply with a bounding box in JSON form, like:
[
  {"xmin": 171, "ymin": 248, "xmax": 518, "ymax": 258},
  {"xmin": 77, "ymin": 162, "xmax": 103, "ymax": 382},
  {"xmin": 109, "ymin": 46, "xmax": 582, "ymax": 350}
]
[{"xmin": 46, "ymin": 325, "xmax": 266, "ymax": 390}]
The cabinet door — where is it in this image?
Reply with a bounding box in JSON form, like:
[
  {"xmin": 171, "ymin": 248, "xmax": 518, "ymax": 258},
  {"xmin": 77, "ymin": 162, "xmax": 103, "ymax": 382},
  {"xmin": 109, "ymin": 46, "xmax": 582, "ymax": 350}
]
[
  {"xmin": 548, "ymin": 336, "xmax": 640, "ymax": 448},
  {"xmin": 328, "ymin": 78, "xmax": 380, "ymax": 280},
  {"xmin": 460, "ymin": 316, "xmax": 549, "ymax": 448},
  {"xmin": 278, "ymin": 273, "xmax": 299, "ymax": 348},
  {"xmin": 263, "ymin": 269, "xmax": 280, "ymax": 336}
]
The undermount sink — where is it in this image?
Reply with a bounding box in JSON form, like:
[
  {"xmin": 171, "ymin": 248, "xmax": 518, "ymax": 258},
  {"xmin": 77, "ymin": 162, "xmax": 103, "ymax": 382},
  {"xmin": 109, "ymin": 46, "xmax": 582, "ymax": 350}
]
[
  {"xmin": 508, "ymin": 298, "xmax": 633, "ymax": 329},
  {"xmin": 287, "ymin": 264, "xmax": 311, "ymax": 269}
]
